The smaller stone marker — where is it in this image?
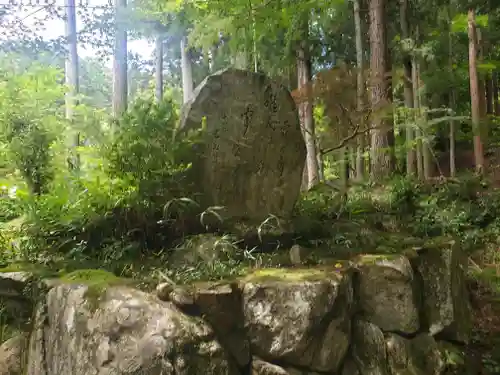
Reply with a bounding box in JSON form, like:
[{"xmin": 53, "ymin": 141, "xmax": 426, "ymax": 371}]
[{"xmin": 179, "ymin": 68, "xmax": 306, "ymax": 222}]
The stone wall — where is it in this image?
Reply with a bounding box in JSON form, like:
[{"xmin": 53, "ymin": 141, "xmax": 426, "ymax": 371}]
[{"xmin": 0, "ymin": 240, "xmax": 471, "ymax": 375}]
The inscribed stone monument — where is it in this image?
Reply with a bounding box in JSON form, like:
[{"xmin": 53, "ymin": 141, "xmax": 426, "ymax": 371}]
[{"xmin": 179, "ymin": 68, "xmax": 306, "ymax": 221}]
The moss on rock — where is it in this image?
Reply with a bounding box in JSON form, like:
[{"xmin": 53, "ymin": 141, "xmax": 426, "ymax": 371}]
[
  {"xmin": 58, "ymin": 269, "xmax": 136, "ymax": 311},
  {"xmin": 240, "ymin": 265, "xmax": 349, "ymax": 283}
]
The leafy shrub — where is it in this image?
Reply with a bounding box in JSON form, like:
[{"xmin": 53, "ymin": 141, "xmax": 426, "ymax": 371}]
[
  {"xmin": 105, "ymin": 97, "xmax": 200, "ymax": 200},
  {"xmin": 13, "ymin": 96, "xmax": 207, "ymax": 263},
  {"xmin": 0, "ymin": 62, "xmax": 65, "ymax": 195}
]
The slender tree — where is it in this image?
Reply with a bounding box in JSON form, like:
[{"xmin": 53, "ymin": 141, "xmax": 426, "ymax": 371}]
[
  {"xmin": 113, "ymin": 0, "xmax": 128, "ymax": 116},
  {"xmin": 297, "ymin": 16, "xmax": 320, "ymax": 189},
  {"xmin": 155, "ymin": 34, "xmax": 163, "ymax": 101},
  {"xmin": 353, "ymin": 0, "xmax": 365, "ymax": 181},
  {"xmin": 181, "ymin": 36, "xmax": 194, "ymax": 103},
  {"xmin": 468, "ymin": 9, "xmax": 485, "ymax": 173},
  {"xmin": 368, "ymin": 0, "xmax": 395, "ymax": 179},
  {"xmin": 65, "ymin": 0, "xmax": 80, "ymax": 170},
  {"xmin": 400, "ymin": 0, "xmax": 415, "ymax": 177}
]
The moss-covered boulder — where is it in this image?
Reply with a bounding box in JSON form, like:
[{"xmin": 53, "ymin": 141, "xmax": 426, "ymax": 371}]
[
  {"xmin": 242, "ymin": 268, "xmax": 352, "ymax": 373},
  {"xmin": 409, "ymin": 239, "xmax": 472, "ymax": 343},
  {"xmin": 26, "ymin": 285, "xmax": 237, "ymax": 375},
  {"xmin": 386, "ymin": 333, "xmax": 445, "ymax": 375},
  {"xmin": 354, "ymin": 254, "xmax": 420, "ymax": 334}
]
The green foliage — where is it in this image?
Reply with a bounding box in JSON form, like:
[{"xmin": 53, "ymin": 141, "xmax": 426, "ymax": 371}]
[
  {"xmin": 0, "ymin": 59, "xmax": 65, "ymax": 195},
  {"xmin": 4, "ymin": 94, "xmax": 208, "ymax": 267},
  {"xmin": 0, "ymin": 189, "xmax": 22, "ymax": 222},
  {"xmin": 293, "ymin": 174, "xmax": 500, "ymax": 257},
  {"xmin": 105, "ymin": 96, "xmax": 197, "ymax": 199}
]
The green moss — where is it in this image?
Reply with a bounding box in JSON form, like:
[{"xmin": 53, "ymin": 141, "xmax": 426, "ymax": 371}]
[
  {"xmin": 354, "ymin": 253, "xmax": 402, "ymax": 265},
  {"xmin": 0, "ymin": 263, "xmax": 58, "ymax": 278},
  {"xmin": 421, "ymin": 237, "xmax": 456, "ymax": 250},
  {"xmin": 240, "ymin": 265, "xmax": 348, "ymax": 283},
  {"xmin": 439, "ymin": 342, "xmax": 465, "ymax": 367},
  {"xmin": 59, "ymin": 269, "xmax": 135, "ymax": 311},
  {"xmin": 58, "ymin": 269, "xmax": 122, "ymax": 283}
]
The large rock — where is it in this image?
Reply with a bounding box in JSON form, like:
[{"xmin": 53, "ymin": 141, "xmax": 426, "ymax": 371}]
[
  {"xmin": 242, "ymin": 268, "xmax": 352, "ymax": 373},
  {"xmin": 0, "ymin": 271, "xmax": 35, "ymax": 331},
  {"xmin": 0, "ymin": 334, "xmax": 26, "ymax": 375},
  {"xmin": 179, "ymin": 68, "xmax": 306, "ymax": 222},
  {"xmin": 350, "ymin": 320, "xmax": 446, "ymax": 375},
  {"xmin": 351, "ymin": 320, "xmax": 388, "ymax": 375},
  {"xmin": 26, "ymin": 285, "xmax": 238, "ymax": 375},
  {"xmin": 158, "ymin": 281, "xmax": 251, "ymax": 368},
  {"xmin": 386, "ymin": 333, "xmax": 445, "ymax": 375},
  {"xmin": 409, "ymin": 240, "xmax": 472, "ymax": 343},
  {"xmin": 354, "ymin": 255, "xmax": 420, "ymax": 334}
]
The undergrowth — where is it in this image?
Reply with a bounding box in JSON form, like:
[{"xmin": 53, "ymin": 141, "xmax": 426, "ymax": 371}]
[{"xmin": 0, "ymin": 92, "xmax": 499, "ymax": 292}]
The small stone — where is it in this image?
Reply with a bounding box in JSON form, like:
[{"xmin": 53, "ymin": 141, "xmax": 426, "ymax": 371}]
[
  {"xmin": 169, "ymin": 287, "xmax": 195, "ymax": 308},
  {"xmin": 156, "ymin": 282, "xmax": 174, "ymax": 301},
  {"xmin": 252, "ymin": 358, "xmax": 289, "ymax": 375},
  {"xmin": 289, "ymin": 244, "xmax": 303, "ymax": 265}
]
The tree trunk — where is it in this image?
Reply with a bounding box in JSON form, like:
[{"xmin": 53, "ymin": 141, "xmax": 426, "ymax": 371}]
[
  {"xmin": 468, "ymin": 9, "xmax": 485, "ymax": 173},
  {"xmin": 251, "ymin": 5, "xmax": 258, "ymax": 72},
  {"xmin": 64, "ymin": 0, "xmax": 80, "ymax": 170},
  {"xmin": 353, "ymin": 0, "xmax": 365, "ymax": 181},
  {"xmin": 486, "ymin": 74, "xmax": 493, "ymax": 115},
  {"xmin": 418, "ymin": 67, "xmax": 432, "ymax": 180},
  {"xmin": 493, "ymin": 71, "xmax": 500, "ymax": 115},
  {"xmin": 412, "ymin": 55, "xmax": 424, "ymax": 180},
  {"xmin": 349, "ymin": 147, "xmax": 357, "ymax": 180},
  {"xmin": 297, "ymin": 19, "xmax": 320, "ymax": 189},
  {"xmin": 477, "ymin": 28, "xmax": 488, "ymax": 144},
  {"xmin": 399, "ymin": 0, "xmax": 415, "ymax": 177},
  {"xmin": 449, "ymin": 89, "xmax": 457, "ymax": 177},
  {"xmin": 232, "ymin": 50, "xmax": 248, "ymax": 69},
  {"xmin": 368, "ymin": 0, "xmax": 395, "ymax": 180},
  {"xmin": 448, "ymin": 10, "xmax": 456, "ymax": 178},
  {"xmin": 317, "ymin": 139, "xmax": 324, "ymax": 181},
  {"xmin": 181, "ymin": 36, "xmax": 194, "ymax": 104},
  {"xmin": 155, "ymin": 34, "xmax": 163, "ymax": 102},
  {"xmin": 112, "ymin": 0, "xmax": 128, "ymax": 116},
  {"xmin": 339, "ymin": 147, "xmax": 348, "ymax": 189},
  {"xmin": 209, "ymin": 46, "xmax": 217, "ymax": 73}
]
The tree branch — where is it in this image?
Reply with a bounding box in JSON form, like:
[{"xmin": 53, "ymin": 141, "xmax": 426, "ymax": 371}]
[{"xmin": 321, "ymin": 124, "xmax": 376, "ymax": 155}]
